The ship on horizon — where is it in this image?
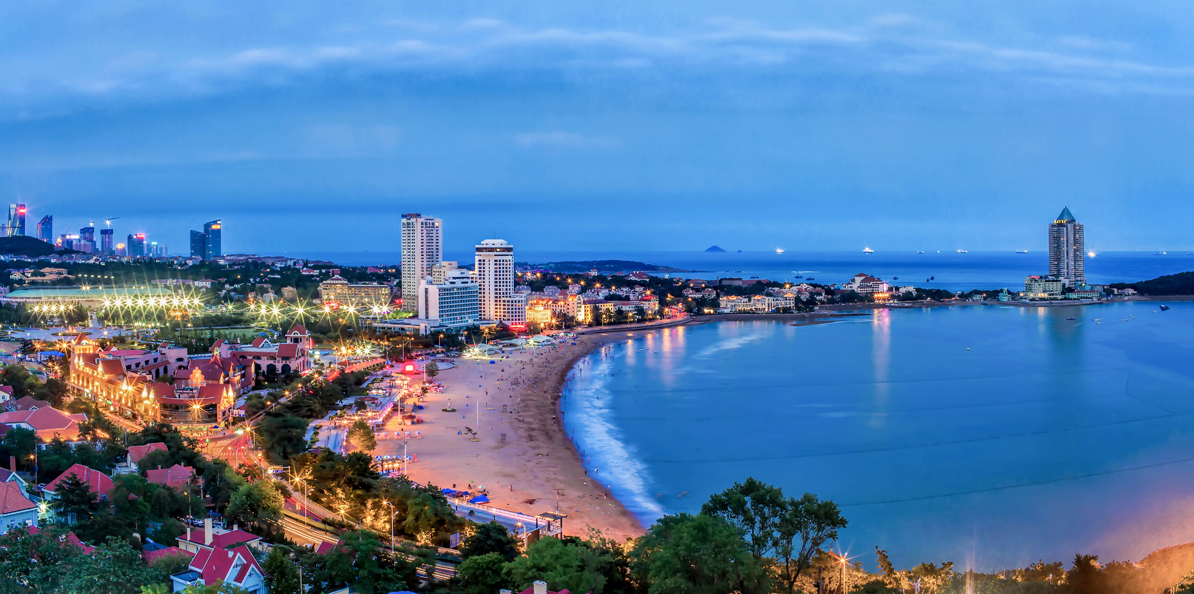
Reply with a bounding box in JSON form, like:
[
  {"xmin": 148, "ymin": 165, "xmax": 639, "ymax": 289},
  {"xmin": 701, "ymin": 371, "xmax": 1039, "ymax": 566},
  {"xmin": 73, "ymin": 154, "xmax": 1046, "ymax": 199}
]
[
  {"xmin": 863, "ymin": 247, "xmax": 875, "ymax": 254},
  {"xmin": 1016, "ymin": 250, "xmax": 1029, "ymax": 254},
  {"xmin": 957, "ymin": 249, "xmax": 968, "ymax": 253},
  {"xmin": 775, "ymin": 248, "xmax": 784, "ymax": 255}
]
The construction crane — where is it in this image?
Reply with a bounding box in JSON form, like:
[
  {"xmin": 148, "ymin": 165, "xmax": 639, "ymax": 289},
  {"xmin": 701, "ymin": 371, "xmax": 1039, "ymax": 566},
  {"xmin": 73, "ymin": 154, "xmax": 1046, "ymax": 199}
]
[{"xmin": 103, "ymin": 217, "xmax": 120, "ymax": 229}]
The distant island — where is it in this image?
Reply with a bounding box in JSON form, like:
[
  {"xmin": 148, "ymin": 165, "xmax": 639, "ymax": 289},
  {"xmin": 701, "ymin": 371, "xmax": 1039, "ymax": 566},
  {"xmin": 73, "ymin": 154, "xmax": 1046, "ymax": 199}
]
[
  {"xmin": 704, "ymin": 245, "xmax": 727, "ymax": 252},
  {"xmin": 0, "ymin": 236, "xmax": 67, "ymax": 257},
  {"xmin": 531, "ymin": 260, "xmax": 695, "ymax": 273}
]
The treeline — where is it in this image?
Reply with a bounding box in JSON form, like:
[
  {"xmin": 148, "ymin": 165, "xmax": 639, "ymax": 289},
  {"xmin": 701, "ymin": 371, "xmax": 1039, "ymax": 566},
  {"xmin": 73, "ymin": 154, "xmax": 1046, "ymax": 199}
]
[{"xmin": 1113, "ymin": 271, "xmax": 1194, "ymax": 296}]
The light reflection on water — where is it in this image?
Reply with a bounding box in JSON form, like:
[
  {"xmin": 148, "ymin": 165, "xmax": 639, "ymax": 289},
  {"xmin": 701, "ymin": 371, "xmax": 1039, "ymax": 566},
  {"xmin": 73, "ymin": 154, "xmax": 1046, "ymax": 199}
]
[{"xmin": 562, "ymin": 302, "xmax": 1194, "ymax": 570}]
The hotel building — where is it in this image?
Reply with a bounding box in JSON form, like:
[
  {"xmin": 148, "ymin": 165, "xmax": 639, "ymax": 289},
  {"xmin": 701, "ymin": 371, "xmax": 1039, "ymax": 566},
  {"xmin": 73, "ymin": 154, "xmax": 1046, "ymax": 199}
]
[
  {"xmin": 475, "ymin": 239, "xmax": 516, "ymax": 322},
  {"xmin": 418, "ymin": 269, "xmax": 481, "ymax": 328},
  {"xmin": 1048, "ymin": 207, "xmax": 1085, "ymax": 288},
  {"xmin": 401, "ymin": 213, "xmax": 443, "ymax": 313},
  {"xmin": 319, "ymin": 275, "xmax": 391, "ymax": 308}
]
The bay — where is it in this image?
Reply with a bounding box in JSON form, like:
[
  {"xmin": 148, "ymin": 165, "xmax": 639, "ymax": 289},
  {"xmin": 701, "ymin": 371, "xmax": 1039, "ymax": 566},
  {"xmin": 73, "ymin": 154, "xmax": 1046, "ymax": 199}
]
[{"xmin": 563, "ymin": 302, "xmax": 1194, "ymax": 570}]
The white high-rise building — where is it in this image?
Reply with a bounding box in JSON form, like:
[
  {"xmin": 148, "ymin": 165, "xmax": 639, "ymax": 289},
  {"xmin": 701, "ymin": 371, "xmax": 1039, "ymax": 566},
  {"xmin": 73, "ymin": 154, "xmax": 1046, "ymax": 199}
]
[
  {"xmin": 475, "ymin": 239, "xmax": 515, "ymax": 321},
  {"xmin": 418, "ymin": 270, "xmax": 480, "ymax": 328},
  {"xmin": 1048, "ymin": 207, "xmax": 1085, "ymax": 288},
  {"xmin": 401, "ymin": 213, "xmax": 443, "ymax": 313}
]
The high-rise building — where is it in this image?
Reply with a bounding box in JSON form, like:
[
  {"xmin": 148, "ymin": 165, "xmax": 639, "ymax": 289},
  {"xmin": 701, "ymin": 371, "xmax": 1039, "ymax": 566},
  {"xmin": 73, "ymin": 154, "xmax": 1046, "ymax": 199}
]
[
  {"xmin": 36, "ymin": 216, "xmax": 52, "ymax": 243},
  {"xmin": 189, "ymin": 220, "xmax": 222, "ymax": 260},
  {"xmin": 100, "ymin": 228, "xmax": 114, "ymax": 255},
  {"xmin": 203, "ymin": 220, "xmax": 222, "ymax": 260},
  {"xmin": 5, "ymin": 205, "xmax": 26, "ymax": 237},
  {"xmin": 190, "ymin": 230, "xmax": 206, "ymax": 259},
  {"xmin": 1048, "ymin": 207, "xmax": 1085, "ymax": 288},
  {"xmin": 78, "ymin": 225, "xmax": 96, "ymax": 254},
  {"xmin": 418, "ymin": 269, "xmax": 480, "ymax": 327},
  {"xmin": 127, "ymin": 233, "xmax": 146, "ymax": 258},
  {"xmin": 400, "ymin": 213, "xmax": 442, "ymax": 313},
  {"xmin": 475, "ymin": 239, "xmax": 515, "ymax": 322}
]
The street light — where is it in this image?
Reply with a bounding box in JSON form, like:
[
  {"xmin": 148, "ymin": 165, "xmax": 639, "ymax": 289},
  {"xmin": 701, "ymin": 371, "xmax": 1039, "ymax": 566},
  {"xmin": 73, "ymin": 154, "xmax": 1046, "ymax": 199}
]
[{"xmin": 384, "ymin": 500, "xmax": 396, "ymax": 554}]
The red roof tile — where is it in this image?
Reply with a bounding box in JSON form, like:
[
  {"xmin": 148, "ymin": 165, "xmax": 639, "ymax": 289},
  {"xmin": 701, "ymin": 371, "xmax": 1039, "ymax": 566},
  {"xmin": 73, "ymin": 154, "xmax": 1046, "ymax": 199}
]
[
  {"xmin": 146, "ymin": 464, "xmax": 195, "ymax": 488},
  {"xmin": 144, "ymin": 545, "xmax": 192, "ymax": 565},
  {"xmin": 127, "ymin": 442, "xmax": 168, "ymax": 465},
  {"xmin": 0, "ymin": 480, "xmax": 35, "ymax": 515},
  {"xmin": 44, "ymin": 464, "xmax": 113, "ymax": 497}
]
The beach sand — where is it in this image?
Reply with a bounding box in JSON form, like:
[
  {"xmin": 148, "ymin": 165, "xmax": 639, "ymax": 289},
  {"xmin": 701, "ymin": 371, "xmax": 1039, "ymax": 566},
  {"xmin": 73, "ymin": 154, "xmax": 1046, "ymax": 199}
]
[{"xmin": 375, "ymin": 332, "xmax": 646, "ymax": 542}]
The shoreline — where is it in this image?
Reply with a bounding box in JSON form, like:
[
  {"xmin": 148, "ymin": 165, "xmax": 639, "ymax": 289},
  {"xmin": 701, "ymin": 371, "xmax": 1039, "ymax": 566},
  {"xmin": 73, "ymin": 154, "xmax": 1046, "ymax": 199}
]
[{"xmin": 390, "ymin": 297, "xmax": 1191, "ymax": 542}]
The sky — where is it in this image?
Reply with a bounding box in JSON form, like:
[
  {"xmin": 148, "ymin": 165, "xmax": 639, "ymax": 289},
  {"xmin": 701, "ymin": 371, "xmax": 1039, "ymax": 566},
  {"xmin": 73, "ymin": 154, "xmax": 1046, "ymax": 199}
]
[{"xmin": 2, "ymin": 1, "xmax": 1194, "ymax": 257}]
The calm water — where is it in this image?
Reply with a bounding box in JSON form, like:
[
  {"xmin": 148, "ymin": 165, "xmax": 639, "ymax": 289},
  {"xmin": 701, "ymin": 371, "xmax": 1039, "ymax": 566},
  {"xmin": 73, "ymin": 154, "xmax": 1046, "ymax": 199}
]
[
  {"xmin": 308, "ymin": 250, "xmax": 1194, "ymax": 291},
  {"xmin": 563, "ymin": 303, "xmax": 1194, "ymax": 570}
]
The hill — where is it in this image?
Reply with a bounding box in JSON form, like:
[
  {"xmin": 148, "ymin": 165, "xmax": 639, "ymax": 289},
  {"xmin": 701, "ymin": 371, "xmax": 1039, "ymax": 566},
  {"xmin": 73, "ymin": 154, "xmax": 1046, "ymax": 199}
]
[
  {"xmin": 0, "ymin": 236, "xmax": 63, "ymax": 257},
  {"xmin": 1113, "ymin": 271, "xmax": 1194, "ymax": 295},
  {"xmin": 705, "ymin": 245, "xmax": 727, "ymax": 252},
  {"xmin": 531, "ymin": 260, "xmax": 693, "ymax": 273}
]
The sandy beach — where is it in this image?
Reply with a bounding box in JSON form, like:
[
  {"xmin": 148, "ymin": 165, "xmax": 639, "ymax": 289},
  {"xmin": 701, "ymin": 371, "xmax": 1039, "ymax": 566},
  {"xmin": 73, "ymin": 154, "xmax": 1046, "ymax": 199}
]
[{"xmin": 376, "ymin": 331, "xmax": 647, "ymax": 542}]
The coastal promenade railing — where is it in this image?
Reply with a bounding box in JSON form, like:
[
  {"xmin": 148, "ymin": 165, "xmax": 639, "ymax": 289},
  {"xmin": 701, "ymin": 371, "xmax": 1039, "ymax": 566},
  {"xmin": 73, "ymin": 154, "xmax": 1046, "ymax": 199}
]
[{"xmin": 446, "ymin": 497, "xmax": 563, "ymax": 539}]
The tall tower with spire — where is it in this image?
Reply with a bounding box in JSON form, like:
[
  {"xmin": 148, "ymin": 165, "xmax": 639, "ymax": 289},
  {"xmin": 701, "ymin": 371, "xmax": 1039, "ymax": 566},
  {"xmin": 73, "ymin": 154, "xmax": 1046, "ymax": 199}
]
[{"xmin": 1048, "ymin": 207, "xmax": 1085, "ymax": 288}]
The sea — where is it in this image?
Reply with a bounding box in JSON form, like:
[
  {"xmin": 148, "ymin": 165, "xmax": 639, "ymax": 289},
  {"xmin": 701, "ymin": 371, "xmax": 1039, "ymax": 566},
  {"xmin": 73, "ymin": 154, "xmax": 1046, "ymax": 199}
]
[
  {"xmin": 299, "ymin": 250, "xmax": 1194, "ymax": 291},
  {"xmin": 562, "ymin": 303, "xmax": 1194, "ymax": 571}
]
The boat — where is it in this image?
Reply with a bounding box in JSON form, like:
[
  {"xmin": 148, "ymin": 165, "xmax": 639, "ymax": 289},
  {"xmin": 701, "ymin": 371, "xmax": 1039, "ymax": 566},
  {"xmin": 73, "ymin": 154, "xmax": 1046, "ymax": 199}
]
[
  {"xmin": 1066, "ymin": 317, "xmax": 1076, "ymax": 320},
  {"xmin": 1016, "ymin": 250, "xmax": 1028, "ymax": 254},
  {"xmin": 957, "ymin": 250, "xmax": 968, "ymax": 254},
  {"xmin": 1160, "ymin": 304, "xmax": 1171, "ymax": 311},
  {"xmin": 806, "ymin": 277, "xmax": 815, "ymax": 281},
  {"xmin": 863, "ymin": 247, "xmax": 875, "ymax": 254},
  {"xmin": 775, "ymin": 248, "xmax": 785, "ymax": 255},
  {"xmin": 917, "ymin": 250, "xmax": 924, "ymax": 254},
  {"xmin": 892, "ymin": 276, "xmax": 898, "ymax": 280}
]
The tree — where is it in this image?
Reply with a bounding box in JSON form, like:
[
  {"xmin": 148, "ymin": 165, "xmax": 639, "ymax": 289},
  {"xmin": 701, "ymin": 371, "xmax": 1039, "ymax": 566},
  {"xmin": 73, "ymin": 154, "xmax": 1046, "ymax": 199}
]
[
  {"xmin": 50, "ymin": 472, "xmax": 101, "ymax": 525},
  {"xmin": 458, "ymin": 552, "xmax": 511, "ymax": 594},
  {"xmin": 262, "ymin": 546, "xmax": 302, "ymax": 594},
  {"xmin": 225, "ymin": 481, "xmax": 284, "ymax": 535},
  {"xmin": 425, "ymin": 361, "xmax": 439, "ymax": 380},
  {"xmin": 629, "ymin": 513, "xmax": 770, "ymax": 594},
  {"xmin": 460, "ymin": 521, "xmax": 521, "ymax": 562},
  {"xmin": 60, "ymin": 536, "xmax": 160, "ymax": 594},
  {"xmin": 700, "ymin": 477, "xmax": 786, "ymax": 558},
  {"xmin": 347, "ymin": 419, "xmax": 378, "ymax": 453},
  {"xmin": 773, "ymin": 493, "xmax": 848, "ymax": 594},
  {"xmin": 0, "ymin": 525, "xmax": 85, "ymax": 593},
  {"xmin": 506, "ymin": 536, "xmax": 624, "ymax": 594},
  {"xmin": 255, "ymin": 412, "xmax": 310, "ymax": 464}
]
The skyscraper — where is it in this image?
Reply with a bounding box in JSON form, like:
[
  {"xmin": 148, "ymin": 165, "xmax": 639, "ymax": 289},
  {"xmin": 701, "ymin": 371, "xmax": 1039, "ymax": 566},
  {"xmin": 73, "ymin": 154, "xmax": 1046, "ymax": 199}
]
[
  {"xmin": 400, "ymin": 213, "xmax": 442, "ymax": 313},
  {"xmin": 100, "ymin": 228, "xmax": 114, "ymax": 255},
  {"xmin": 1048, "ymin": 207, "xmax": 1085, "ymax": 288},
  {"xmin": 5, "ymin": 205, "xmax": 25, "ymax": 237},
  {"xmin": 203, "ymin": 220, "xmax": 222, "ymax": 260},
  {"xmin": 127, "ymin": 233, "xmax": 146, "ymax": 258},
  {"xmin": 475, "ymin": 239, "xmax": 514, "ymax": 321},
  {"xmin": 78, "ymin": 225, "xmax": 96, "ymax": 254},
  {"xmin": 190, "ymin": 230, "xmax": 206, "ymax": 258},
  {"xmin": 36, "ymin": 216, "xmax": 52, "ymax": 243}
]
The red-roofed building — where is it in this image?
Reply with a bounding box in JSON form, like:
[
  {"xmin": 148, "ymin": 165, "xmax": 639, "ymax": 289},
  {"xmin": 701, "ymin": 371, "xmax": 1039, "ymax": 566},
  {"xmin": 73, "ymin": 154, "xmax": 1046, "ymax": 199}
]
[
  {"xmin": 143, "ymin": 545, "xmax": 192, "ymax": 565},
  {"xmin": 0, "ymin": 407, "xmax": 84, "ymax": 441},
  {"xmin": 172, "ymin": 519, "xmax": 268, "ymax": 593},
  {"xmin": 0, "ymin": 480, "xmax": 37, "ymax": 534},
  {"xmin": 145, "ymin": 464, "xmax": 195, "ymax": 491},
  {"xmin": 43, "ymin": 465, "xmax": 113, "ymax": 524},
  {"xmin": 516, "ymin": 582, "xmax": 571, "ymax": 594},
  {"xmin": 222, "ymin": 324, "xmax": 312, "ymax": 376},
  {"xmin": 120, "ymin": 442, "xmax": 168, "ymax": 473},
  {"xmin": 6, "ymin": 395, "xmax": 51, "ymax": 412},
  {"xmin": 26, "ymin": 526, "xmax": 94, "ymax": 555}
]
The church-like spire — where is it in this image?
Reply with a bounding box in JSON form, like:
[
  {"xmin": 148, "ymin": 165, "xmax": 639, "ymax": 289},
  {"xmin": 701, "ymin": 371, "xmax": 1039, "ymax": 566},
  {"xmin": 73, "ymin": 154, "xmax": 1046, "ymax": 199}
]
[{"xmin": 1055, "ymin": 207, "xmax": 1076, "ymax": 222}]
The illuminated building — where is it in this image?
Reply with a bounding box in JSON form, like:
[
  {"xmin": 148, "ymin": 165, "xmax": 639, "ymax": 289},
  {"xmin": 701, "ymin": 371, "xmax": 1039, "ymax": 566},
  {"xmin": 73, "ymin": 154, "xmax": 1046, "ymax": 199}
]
[
  {"xmin": 203, "ymin": 219, "xmax": 221, "ymax": 260},
  {"xmin": 400, "ymin": 213, "xmax": 442, "ymax": 313},
  {"xmin": 68, "ymin": 334, "xmax": 247, "ymax": 427},
  {"xmin": 4, "ymin": 205, "xmax": 25, "ymax": 237},
  {"xmin": 418, "ymin": 269, "xmax": 480, "ymax": 328},
  {"xmin": 78, "ymin": 225, "xmax": 95, "ymax": 253},
  {"xmin": 1024, "ymin": 275, "xmax": 1064, "ymax": 300},
  {"xmin": 221, "ymin": 324, "xmax": 312, "ymax": 375},
  {"xmin": 126, "ymin": 233, "xmax": 146, "ymax": 258},
  {"xmin": 841, "ymin": 273, "xmax": 889, "ymax": 295},
  {"xmin": 100, "ymin": 228, "xmax": 114, "ymax": 255},
  {"xmin": 475, "ymin": 239, "xmax": 514, "ymax": 321},
  {"xmin": 1048, "ymin": 207, "xmax": 1085, "ymax": 288},
  {"xmin": 319, "ymin": 275, "xmax": 391, "ymax": 307},
  {"xmin": 432, "ymin": 261, "xmax": 457, "ymax": 284},
  {"xmin": 36, "ymin": 216, "xmax": 52, "ymax": 243}
]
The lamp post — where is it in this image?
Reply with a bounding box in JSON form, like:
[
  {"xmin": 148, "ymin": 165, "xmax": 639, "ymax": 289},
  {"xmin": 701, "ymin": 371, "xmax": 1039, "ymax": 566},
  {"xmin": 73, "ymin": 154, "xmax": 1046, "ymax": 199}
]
[{"xmin": 384, "ymin": 500, "xmax": 396, "ymax": 554}]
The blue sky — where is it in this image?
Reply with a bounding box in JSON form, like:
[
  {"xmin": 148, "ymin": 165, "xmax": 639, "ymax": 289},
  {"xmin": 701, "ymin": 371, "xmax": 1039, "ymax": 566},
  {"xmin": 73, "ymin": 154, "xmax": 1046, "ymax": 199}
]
[{"xmin": 2, "ymin": 1, "xmax": 1193, "ymax": 257}]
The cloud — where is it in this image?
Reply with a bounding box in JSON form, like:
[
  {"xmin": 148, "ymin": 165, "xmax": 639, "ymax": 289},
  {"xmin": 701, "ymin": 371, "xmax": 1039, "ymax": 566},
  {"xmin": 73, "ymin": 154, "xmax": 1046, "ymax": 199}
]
[{"xmin": 513, "ymin": 132, "xmax": 620, "ymax": 148}]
